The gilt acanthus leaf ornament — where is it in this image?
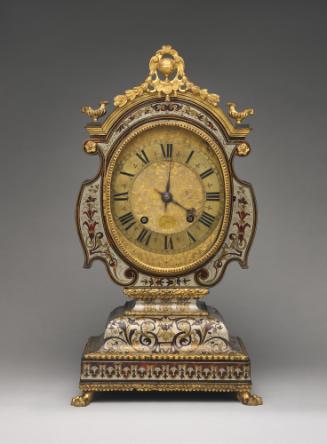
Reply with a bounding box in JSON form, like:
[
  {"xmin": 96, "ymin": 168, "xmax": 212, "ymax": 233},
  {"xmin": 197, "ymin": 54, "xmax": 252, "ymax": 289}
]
[{"xmin": 114, "ymin": 45, "xmax": 220, "ymax": 107}]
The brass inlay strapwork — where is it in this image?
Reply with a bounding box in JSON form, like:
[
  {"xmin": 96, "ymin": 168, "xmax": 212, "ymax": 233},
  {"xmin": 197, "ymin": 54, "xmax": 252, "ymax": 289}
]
[{"xmin": 124, "ymin": 287, "xmax": 208, "ymax": 300}]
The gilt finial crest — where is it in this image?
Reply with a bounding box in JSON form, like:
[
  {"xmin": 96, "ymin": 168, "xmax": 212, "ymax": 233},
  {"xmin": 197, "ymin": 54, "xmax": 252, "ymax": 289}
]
[{"xmin": 114, "ymin": 45, "xmax": 220, "ymax": 107}]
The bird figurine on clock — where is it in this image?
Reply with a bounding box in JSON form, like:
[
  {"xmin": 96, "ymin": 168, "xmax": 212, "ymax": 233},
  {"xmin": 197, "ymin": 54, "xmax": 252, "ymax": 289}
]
[{"xmin": 71, "ymin": 45, "xmax": 262, "ymax": 407}]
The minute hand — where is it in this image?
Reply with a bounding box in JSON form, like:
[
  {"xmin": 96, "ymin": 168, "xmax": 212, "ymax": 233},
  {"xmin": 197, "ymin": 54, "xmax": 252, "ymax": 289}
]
[
  {"xmin": 164, "ymin": 161, "xmax": 172, "ymax": 211},
  {"xmin": 166, "ymin": 161, "xmax": 172, "ymax": 193}
]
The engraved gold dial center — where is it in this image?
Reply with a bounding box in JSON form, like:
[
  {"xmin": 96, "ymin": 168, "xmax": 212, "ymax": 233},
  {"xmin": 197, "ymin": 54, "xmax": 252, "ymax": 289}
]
[
  {"xmin": 131, "ymin": 161, "xmax": 203, "ymax": 235},
  {"xmin": 161, "ymin": 191, "xmax": 172, "ymax": 203}
]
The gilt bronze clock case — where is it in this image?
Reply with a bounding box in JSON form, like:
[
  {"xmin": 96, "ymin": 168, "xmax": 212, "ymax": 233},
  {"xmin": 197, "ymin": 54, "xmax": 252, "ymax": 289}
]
[{"xmin": 72, "ymin": 46, "xmax": 262, "ymax": 406}]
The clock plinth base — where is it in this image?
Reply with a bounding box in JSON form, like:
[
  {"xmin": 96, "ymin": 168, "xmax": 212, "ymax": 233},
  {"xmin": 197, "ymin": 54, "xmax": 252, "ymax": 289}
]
[{"xmin": 72, "ymin": 295, "xmax": 262, "ymax": 406}]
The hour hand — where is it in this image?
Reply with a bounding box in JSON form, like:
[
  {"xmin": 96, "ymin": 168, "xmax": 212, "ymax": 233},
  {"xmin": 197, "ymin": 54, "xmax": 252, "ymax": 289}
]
[
  {"xmin": 155, "ymin": 189, "xmax": 196, "ymax": 219},
  {"xmin": 171, "ymin": 198, "xmax": 196, "ymax": 218}
]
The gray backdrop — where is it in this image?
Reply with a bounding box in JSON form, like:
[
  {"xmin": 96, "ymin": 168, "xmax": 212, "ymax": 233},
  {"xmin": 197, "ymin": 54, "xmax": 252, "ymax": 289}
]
[{"xmin": 1, "ymin": 1, "xmax": 326, "ymax": 443}]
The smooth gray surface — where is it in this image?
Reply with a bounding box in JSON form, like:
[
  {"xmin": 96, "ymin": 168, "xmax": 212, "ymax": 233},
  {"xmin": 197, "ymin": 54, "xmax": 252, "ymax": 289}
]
[{"xmin": 1, "ymin": 1, "xmax": 326, "ymax": 443}]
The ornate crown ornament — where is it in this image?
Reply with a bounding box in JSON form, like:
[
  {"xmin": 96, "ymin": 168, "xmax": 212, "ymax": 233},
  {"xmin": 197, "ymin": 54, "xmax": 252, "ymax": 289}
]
[{"xmin": 114, "ymin": 45, "xmax": 220, "ymax": 107}]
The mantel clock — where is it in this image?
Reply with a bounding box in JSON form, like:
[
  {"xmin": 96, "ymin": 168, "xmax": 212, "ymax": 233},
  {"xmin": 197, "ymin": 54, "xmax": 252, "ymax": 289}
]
[{"xmin": 72, "ymin": 46, "xmax": 262, "ymax": 406}]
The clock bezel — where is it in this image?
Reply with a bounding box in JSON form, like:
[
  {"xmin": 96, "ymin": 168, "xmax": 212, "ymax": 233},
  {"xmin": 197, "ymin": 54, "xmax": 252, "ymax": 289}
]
[{"xmin": 103, "ymin": 118, "xmax": 232, "ymax": 276}]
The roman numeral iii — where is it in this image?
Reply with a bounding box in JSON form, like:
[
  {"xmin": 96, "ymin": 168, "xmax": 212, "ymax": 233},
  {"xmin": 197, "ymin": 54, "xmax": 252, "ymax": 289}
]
[
  {"xmin": 199, "ymin": 211, "xmax": 215, "ymax": 228},
  {"xmin": 161, "ymin": 143, "xmax": 173, "ymax": 159},
  {"xmin": 206, "ymin": 192, "xmax": 220, "ymax": 201}
]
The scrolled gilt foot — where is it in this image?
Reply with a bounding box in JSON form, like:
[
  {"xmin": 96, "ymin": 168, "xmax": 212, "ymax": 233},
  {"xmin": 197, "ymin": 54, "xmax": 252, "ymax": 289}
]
[
  {"xmin": 71, "ymin": 391, "xmax": 94, "ymax": 407},
  {"xmin": 237, "ymin": 391, "xmax": 263, "ymax": 406}
]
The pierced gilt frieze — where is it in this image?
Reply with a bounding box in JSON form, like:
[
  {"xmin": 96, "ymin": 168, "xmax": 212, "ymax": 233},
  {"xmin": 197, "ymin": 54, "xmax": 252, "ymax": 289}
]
[
  {"xmin": 134, "ymin": 275, "xmax": 197, "ymax": 288},
  {"xmin": 80, "ymin": 361, "xmax": 251, "ymax": 383}
]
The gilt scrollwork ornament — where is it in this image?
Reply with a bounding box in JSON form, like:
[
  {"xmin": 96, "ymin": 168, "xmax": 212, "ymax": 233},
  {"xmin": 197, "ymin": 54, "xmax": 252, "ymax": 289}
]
[
  {"xmin": 114, "ymin": 45, "xmax": 219, "ymax": 107},
  {"xmin": 101, "ymin": 315, "xmax": 231, "ymax": 355}
]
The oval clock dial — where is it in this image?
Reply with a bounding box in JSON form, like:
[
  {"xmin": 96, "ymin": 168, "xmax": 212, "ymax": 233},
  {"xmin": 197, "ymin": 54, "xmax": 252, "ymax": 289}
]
[{"xmin": 104, "ymin": 121, "xmax": 231, "ymax": 275}]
